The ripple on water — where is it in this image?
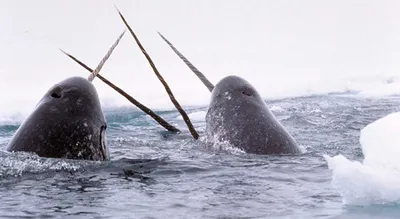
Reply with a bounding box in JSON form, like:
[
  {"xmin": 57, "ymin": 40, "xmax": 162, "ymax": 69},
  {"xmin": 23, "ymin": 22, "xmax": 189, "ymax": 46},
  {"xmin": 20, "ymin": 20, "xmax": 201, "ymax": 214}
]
[{"xmin": 0, "ymin": 96, "xmax": 398, "ymax": 218}]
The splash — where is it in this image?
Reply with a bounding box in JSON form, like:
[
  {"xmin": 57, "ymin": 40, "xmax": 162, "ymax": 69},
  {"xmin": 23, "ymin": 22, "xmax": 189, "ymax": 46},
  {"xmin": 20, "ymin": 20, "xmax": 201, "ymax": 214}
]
[
  {"xmin": 0, "ymin": 151, "xmax": 91, "ymax": 177},
  {"xmin": 202, "ymin": 134, "xmax": 246, "ymax": 155},
  {"xmin": 324, "ymin": 112, "xmax": 400, "ymax": 205},
  {"xmin": 270, "ymin": 105, "xmax": 285, "ymax": 113},
  {"xmin": 203, "ymin": 110, "xmax": 246, "ymax": 155}
]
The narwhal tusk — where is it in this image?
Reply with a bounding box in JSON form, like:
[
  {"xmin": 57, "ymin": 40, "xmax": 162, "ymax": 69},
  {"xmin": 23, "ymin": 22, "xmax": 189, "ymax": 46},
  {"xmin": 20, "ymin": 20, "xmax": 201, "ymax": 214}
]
[
  {"xmin": 158, "ymin": 32, "xmax": 214, "ymax": 92},
  {"xmin": 60, "ymin": 51, "xmax": 181, "ymax": 133},
  {"xmin": 115, "ymin": 6, "xmax": 199, "ymax": 140},
  {"xmin": 88, "ymin": 30, "xmax": 126, "ymax": 82}
]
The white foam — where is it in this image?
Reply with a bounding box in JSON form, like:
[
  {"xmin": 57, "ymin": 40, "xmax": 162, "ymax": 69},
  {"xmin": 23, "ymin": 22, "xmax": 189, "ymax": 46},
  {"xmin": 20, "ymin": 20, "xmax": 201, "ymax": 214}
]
[
  {"xmin": 0, "ymin": 151, "xmax": 85, "ymax": 177},
  {"xmin": 270, "ymin": 105, "xmax": 285, "ymax": 113},
  {"xmin": 0, "ymin": 113, "xmax": 25, "ymax": 126},
  {"xmin": 324, "ymin": 112, "xmax": 400, "ymax": 205},
  {"xmin": 202, "ymin": 134, "xmax": 246, "ymax": 155},
  {"xmin": 187, "ymin": 111, "xmax": 207, "ymax": 122},
  {"xmin": 176, "ymin": 111, "xmax": 207, "ymax": 122}
]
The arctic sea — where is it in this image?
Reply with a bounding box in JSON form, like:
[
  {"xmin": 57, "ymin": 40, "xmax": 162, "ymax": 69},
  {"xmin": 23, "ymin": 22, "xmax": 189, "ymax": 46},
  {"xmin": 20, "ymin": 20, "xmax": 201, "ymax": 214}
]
[{"xmin": 0, "ymin": 94, "xmax": 399, "ymax": 218}]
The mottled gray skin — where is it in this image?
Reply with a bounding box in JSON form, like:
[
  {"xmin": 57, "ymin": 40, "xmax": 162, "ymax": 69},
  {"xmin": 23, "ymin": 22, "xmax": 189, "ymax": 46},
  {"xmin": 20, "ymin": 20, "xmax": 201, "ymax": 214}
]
[
  {"xmin": 206, "ymin": 76, "xmax": 301, "ymax": 155},
  {"xmin": 7, "ymin": 77, "xmax": 109, "ymax": 161}
]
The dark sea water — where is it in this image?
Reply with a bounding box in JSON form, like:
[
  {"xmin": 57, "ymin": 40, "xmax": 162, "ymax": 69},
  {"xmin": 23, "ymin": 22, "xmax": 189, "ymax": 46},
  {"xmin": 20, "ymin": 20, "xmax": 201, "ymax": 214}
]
[{"xmin": 0, "ymin": 95, "xmax": 399, "ymax": 219}]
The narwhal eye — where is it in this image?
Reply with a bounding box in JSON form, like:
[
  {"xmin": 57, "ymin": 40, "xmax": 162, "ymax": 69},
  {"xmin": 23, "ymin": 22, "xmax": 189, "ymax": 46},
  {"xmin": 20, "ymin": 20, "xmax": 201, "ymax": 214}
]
[{"xmin": 242, "ymin": 90, "xmax": 252, "ymax": 96}]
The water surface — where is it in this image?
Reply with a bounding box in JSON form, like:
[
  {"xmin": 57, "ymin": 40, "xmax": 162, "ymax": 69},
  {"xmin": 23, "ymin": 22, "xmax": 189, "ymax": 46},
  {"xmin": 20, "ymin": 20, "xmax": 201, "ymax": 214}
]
[{"xmin": 0, "ymin": 95, "xmax": 399, "ymax": 218}]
